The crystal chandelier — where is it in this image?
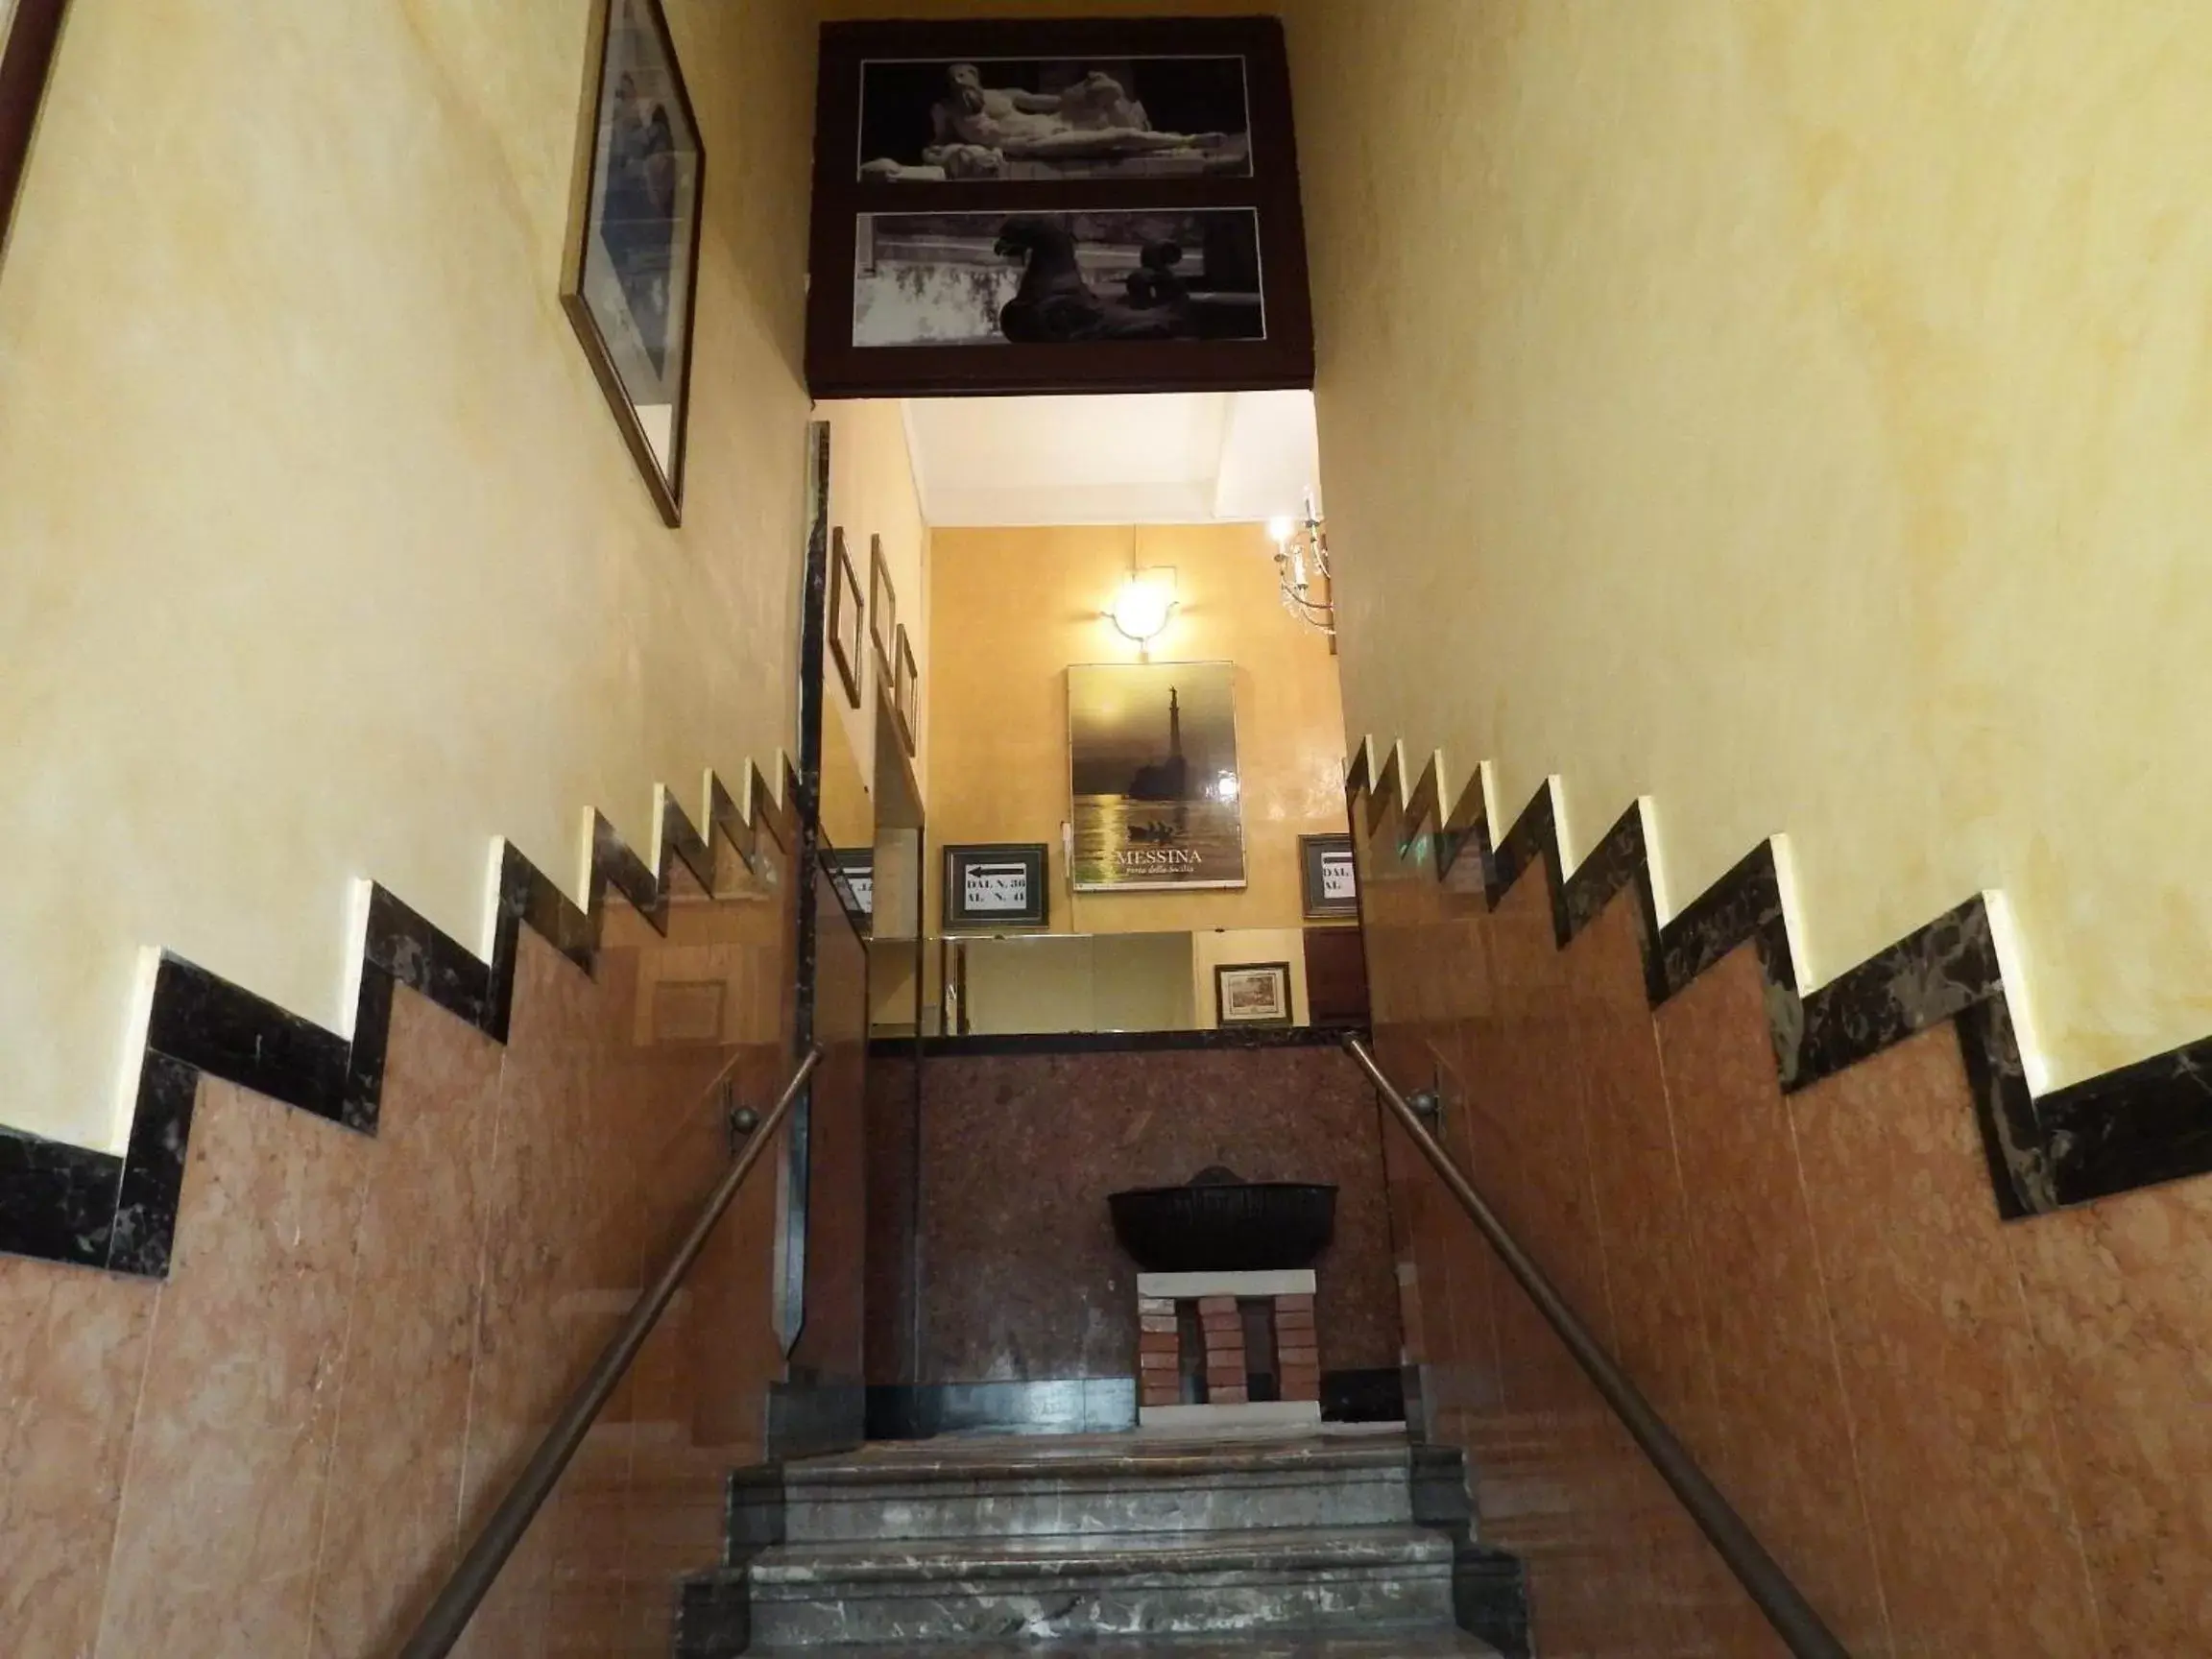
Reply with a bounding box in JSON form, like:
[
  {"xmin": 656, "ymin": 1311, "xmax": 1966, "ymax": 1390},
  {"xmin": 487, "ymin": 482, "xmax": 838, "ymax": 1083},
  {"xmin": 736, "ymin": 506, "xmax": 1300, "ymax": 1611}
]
[{"xmin": 1266, "ymin": 495, "xmax": 1335, "ymax": 637}]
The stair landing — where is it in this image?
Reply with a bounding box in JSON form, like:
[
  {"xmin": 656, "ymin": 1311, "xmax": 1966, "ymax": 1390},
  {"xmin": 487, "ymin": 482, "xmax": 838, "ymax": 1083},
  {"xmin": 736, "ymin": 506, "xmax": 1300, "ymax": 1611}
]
[{"xmin": 711, "ymin": 1427, "xmax": 1511, "ymax": 1656}]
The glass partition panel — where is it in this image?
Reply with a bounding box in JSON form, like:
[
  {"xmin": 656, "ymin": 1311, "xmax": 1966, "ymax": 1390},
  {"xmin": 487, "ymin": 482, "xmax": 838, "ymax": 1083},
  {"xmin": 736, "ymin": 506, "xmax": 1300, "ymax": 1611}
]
[{"xmin": 940, "ymin": 925, "xmax": 1364, "ymax": 1037}]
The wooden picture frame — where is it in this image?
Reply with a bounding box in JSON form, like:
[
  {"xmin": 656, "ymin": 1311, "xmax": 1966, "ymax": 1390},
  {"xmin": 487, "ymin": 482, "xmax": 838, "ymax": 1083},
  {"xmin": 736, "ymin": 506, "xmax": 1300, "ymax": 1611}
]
[
  {"xmin": 944, "ymin": 842, "xmax": 1049, "ymax": 930},
  {"xmin": 893, "ymin": 624, "xmax": 919, "ymax": 757},
  {"xmin": 1299, "ymin": 832, "xmax": 1358, "ymax": 921},
  {"xmin": 868, "ymin": 534, "xmax": 898, "ymax": 674},
  {"xmin": 806, "ymin": 15, "xmax": 1312, "ymax": 398},
  {"xmin": 0, "ymin": 0, "xmax": 69, "ymax": 263},
  {"xmin": 1214, "ymin": 961, "xmax": 1292, "ymax": 1027},
  {"xmin": 828, "ymin": 528, "xmax": 864, "ymax": 709},
  {"xmin": 560, "ymin": 0, "xmax": 706, "ymax": 525}
]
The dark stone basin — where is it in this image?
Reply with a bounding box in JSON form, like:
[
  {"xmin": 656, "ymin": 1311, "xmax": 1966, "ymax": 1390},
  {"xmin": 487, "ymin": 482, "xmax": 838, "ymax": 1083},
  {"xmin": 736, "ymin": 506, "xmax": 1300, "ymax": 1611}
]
[{"xmin": 1109, "ymin": 1169, "xmax": 1337, "ymax": 1273}]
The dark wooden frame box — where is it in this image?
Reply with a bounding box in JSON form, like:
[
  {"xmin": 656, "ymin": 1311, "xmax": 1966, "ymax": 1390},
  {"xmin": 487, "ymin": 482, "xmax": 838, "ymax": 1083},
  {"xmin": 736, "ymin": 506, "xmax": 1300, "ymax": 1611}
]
[
  {"xmin": 0, "ymin": 0, "xmax": 69, "ymax": 262},
  {"xmin": 559, "ymin": 0, "xmax": 707, "ymax": 526},
  {"xmin": 806, "ymin": 15, "xmax": 1311, "ymax": 398},
  {"xmin": 944, "ymin": 841, "xmax": 1050, "ymax": 930}
]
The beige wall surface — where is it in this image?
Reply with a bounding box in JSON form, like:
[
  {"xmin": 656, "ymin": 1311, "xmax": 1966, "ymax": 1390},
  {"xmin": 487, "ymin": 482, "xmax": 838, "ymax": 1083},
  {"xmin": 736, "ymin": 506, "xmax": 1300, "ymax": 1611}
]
[
  {"xmin": 0, "ymin": 0, "xmax": 824, "ymax": 1146},
  {"xmin": 1286, "ymin": 0, "xmax": 2212, "ymax": 1091},
  {"xmin": 820, "ymin": 398, "xmax": 930, "ymax": 836},
  {"xmin": 925, "ymin": 523, "xmax": 1348, "ymax": 944}
]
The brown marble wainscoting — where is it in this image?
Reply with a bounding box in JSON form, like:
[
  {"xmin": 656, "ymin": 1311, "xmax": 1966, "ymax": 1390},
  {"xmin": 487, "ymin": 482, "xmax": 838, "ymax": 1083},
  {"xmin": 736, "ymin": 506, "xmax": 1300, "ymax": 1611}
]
[
  {"xmin": 914, "ymin": 1043, "xmax": 1402, "ymax": 1392},
  {"xmin": 0, "ymin": 852, "xmax": 797, "ymax": 1659},
  {"xmin": 863, "ymin": 1042, "xmax": 922, "ymax": 1389},
  {"xmin": 786, "ymin": 861, "xmax": 871, "ymax": 1400},
  {"xmin": 1355, "ymin": 778, "xmax": 2212, "ymax": 1655}
]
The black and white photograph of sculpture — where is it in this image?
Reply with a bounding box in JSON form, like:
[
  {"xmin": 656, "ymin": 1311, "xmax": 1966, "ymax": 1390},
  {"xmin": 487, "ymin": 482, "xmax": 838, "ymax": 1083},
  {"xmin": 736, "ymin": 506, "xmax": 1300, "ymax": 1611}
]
[
  {"xmin": 858, "ymin": 57, "xmax": 1251, "ymax": 181},
  {"xmin": 853, "ymin": 209, "xmax": 1264, "ymax": 348}
]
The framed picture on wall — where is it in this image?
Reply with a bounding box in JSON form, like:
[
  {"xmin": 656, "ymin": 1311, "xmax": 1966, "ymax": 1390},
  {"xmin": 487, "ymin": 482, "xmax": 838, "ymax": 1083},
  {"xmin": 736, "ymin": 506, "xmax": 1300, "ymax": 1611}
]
[
  {"xmin": 560, "ymin": 0, "xmax": 705, "ymax": 526},
  {"xmin": 868, "ymin": 534, "xmax": 898, "ymax": 674},
  {"xmin": 1068, "ymin": 660, "xmax": 1246, "ymax": 891},
  {"xmin": 945, "ymin": 842, "xmax": 1048, "ymax": 929},
  {"xmin": 1299, "ymin": 832, "xmax": 1358, "ymax": 920},
  {"xmin": 826, "ymin": 846, "xmax": 874, "ymax": 928},
  {"xmin": 1214, "ymin": 961, "xmax": 1291, "ymax": 1026},
  {"xmin": 893, "ymin": 624, "xmax": 919, "ymax": 757},
  {"xmin": 806, "ymin": 15, "xmax": 1312, "ymax": 397},
  {"xmin": 828, "ymin": 528, "xmax": 864, "ymax": 709},
  {"xmin": 0, "ymin": 0, "xmax": 70, "ymax": 262}
]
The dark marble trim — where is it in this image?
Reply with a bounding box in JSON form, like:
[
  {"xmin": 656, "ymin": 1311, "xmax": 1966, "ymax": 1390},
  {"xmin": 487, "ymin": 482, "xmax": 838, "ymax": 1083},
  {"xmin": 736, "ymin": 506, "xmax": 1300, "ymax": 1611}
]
[
  {"xmin": 0, "ymin": 772, "xmax": 798, "ymax": 1279},
  {"xmin": 1356, "ymin": 753, "xmax": 2212, "ymax": 1217},
  {"xmin": 1363, "ymin": 741, "xmax": 1406, "ymax": 837},
  {"xmin": 911, "ymin": 1025, "xmax": 1369, "ymax": 1059},
  {"xmin": 1342, "ymin": 736, "xmax": 1375, "ymax": 802}
]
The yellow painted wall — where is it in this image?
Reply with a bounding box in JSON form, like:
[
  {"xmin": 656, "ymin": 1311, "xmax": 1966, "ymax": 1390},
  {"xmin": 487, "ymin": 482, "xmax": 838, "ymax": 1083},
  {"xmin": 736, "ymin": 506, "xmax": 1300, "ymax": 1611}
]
[
  {"xmin": 0, "ymin": 0, "xmax": 827, "ymax": 1146},
  {"xmin": 925, "ymin": 523, "xmax": 1347, "ymax": 950},
  {"xmin": 820, "ymin": 398, "xmax": 930, "ymax": 844},
  {"xmin": 1285, "ymin": 0, "xmax": 2212, "ymax": 1092}
]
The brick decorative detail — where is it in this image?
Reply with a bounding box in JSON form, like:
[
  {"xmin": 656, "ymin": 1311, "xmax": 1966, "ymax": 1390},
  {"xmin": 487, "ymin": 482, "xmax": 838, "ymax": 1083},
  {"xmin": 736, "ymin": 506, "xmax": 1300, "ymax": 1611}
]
[{"xmin": 1133, "ymin": 1280, "xmax": 1326, "ymax": 1413}]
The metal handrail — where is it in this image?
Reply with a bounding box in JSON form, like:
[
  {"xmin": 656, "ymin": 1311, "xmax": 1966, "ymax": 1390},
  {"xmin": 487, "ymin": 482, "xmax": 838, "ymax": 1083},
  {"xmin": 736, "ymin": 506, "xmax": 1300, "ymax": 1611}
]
[
  {"xmin": 1342, "ymin": 1035, "xmax": 1850, "ymax": 1659},
  {"xmin": 397, "ymin": 1045, "xmax": 825, "ymax": 1659}
]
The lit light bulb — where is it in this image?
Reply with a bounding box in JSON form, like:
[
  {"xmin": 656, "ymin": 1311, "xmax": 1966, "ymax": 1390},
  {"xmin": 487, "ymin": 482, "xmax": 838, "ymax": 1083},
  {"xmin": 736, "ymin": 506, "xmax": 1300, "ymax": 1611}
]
[
  {"xmin": 1266, "ymin": 515, "xmax": 1296, "ymax": 545},
  {"xmin": 1108, "ymin": 575, "xmax": 1175, "ymax": 643},
  {"xmin": 1215, "ymin": 772, "xmax": 1241, "ymax": 803}
]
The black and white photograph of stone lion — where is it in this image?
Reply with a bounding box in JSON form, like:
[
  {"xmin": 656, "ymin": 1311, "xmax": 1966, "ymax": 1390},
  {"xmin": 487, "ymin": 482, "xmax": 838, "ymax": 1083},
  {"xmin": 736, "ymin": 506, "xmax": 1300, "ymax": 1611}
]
[{"xmin": 857, "ymin": 57, "xmax": 1252, "ymax": 182}]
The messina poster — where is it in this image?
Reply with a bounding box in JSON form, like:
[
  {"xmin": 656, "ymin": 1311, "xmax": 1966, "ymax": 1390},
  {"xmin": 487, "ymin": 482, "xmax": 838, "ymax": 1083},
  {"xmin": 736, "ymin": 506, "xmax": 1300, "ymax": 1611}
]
[{"xmin": 1068, "ymin": 661, "xmax": 1246, "ymax": 891}]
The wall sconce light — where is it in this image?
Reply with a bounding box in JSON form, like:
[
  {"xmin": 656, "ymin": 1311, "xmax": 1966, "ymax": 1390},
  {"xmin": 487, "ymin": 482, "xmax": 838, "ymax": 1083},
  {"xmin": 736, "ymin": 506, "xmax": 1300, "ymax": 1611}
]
[
  {"xmin": 1108, "ymin": 568, "xmax": 1177, "ymax": 644},
  {"xmin": 1268, "ymin": 496, "xmax": 1335, "ymax": 637}
]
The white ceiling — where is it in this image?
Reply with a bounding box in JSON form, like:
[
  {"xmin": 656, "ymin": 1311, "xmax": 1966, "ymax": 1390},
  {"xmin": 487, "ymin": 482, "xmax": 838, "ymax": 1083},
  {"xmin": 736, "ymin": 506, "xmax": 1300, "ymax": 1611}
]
[{"xmin": 900, "ymin": 390, "xmax": 1320, "ymax": 527}]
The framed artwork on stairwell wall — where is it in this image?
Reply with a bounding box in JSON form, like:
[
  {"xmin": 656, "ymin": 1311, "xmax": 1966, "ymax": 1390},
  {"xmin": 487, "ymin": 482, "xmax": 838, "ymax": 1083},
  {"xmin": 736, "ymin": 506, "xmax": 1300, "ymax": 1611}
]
[
  {"xmin": 1068, "ymin": 660, "xmax": 1246, "ymax": 892},
  {"xmin": 806, "ymin": 15, "xmax": 1311, "ymax": 398},
  {"xmin": 0, "ymin": 0, "xmax": 70, "ymax": 265},
  {"xmin": 944, "ymin": 842, "xmax": 1049, "ymax": 930},
  {"xmin": 893, "ymin": 624, "xmax": 920, "ymax": 757},
  {"xmin": 869, "ymin": 534, "xmax": 898, "ymax": 676},
  {"xmin": 828, "ymin": 528, "xmax": 864, "ymax": 709},
  {"xmin": 560, "ymin": 0, "xmax": 705, "ymax": 526},
  {"xmin": 1214, "ymin": 961, "xmax": 1291, "ymax": 1027}
]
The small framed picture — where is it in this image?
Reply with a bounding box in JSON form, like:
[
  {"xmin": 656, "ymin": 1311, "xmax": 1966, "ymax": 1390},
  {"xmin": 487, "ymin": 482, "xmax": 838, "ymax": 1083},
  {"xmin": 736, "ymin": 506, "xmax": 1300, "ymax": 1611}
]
[
  {"xmin": 828, "ymin": 528, "xmax": 864, "ymax": 709},
  {"xmin": 868, "ymin": 534, "xmax": 898, "ymax": 674},
  {"xmin": 945, "ymin": 842, "xmax": 1048, "ymax": 930},
  {"xmin": 1, "ymin": 0, "xmax": 69, "ymax": 261},
  {"xmin": 560, "ymin": 0, "xmax": 706, "ymax": 525},
  {"xmin": 1300, "ymin": 832, "xmax": 1358, "ymax": 920},
  {"xmin": 1215, "ymin": 961, "xmax": 1292, "ymax": 1027},
  {"xmin": 893, "ymin": 625, "xmax": 919, "ymax": 757},
  {"xmin": 826, "ymin": 846, "xmax": 874, "ymax": 929}
]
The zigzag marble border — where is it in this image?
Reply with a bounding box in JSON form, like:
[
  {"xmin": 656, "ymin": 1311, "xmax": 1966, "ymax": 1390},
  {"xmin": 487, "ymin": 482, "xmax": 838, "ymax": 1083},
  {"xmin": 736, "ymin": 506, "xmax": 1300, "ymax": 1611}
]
[
  {"xmin": 0, "ymin": 763, "xmax": 800, "ymax": 1277},
  {"xmin": 1346, "ymin": 739, "xmax": 2212, "ymax": 1219}
]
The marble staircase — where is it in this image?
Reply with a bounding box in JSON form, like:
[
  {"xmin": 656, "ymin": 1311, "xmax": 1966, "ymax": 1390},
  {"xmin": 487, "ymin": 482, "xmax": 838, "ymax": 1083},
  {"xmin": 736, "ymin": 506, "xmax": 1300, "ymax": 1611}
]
[{"xmin": 678, "ymin": 1430, "xmax": 1521, "ymax": 1656}]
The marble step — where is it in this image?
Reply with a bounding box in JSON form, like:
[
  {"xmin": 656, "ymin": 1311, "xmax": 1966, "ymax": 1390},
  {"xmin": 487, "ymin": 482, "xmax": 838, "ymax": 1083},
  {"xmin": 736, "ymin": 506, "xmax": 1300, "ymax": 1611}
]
[
  {"xmin": 779, "ymin": 1433, "xmax": 1421, "ymax": 1542},
  {"xmin": 755, "ymin": 1631, "xmax": 1502, "ymax": 1656},
  {"xmin": 740, "ymin": 1525, "xmax": 1460, "ymax": 1648}
]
